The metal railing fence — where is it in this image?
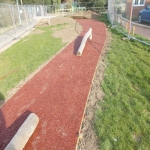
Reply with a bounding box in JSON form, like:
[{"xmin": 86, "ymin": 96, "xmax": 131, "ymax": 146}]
[
  {"xmin": 108, "ymin": 0, "xmax": 150, "ymax": 46},
  {"xmin": 0, "ymin": 3, "xmax": 38, "ymax": 48},
  {"xmin": 0, "ymin": 3, "xmax": 36, "ymax": 33},
  {"xmin": 0, "ymin": 2, "xmax": 107, "ymax": 49}
]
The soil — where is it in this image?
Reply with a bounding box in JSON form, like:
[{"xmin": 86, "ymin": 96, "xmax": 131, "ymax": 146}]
[
  {"xmin": 71, "ymin": 10, "xmax": 101, "ymax": 20},
  {"xmin": 52, "ymin": 17, "xmax": 82, "ymax": 44},
  {"xmin": 50, "ymin": 16, "xmax": 76, "ymax": 25}
]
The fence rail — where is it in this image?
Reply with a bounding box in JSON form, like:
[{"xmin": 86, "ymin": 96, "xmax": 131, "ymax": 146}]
[
  {"xmin": 115, "ymin": 14, "xmax": 150, "ymax": 36},
  {"xmin": 108, "ymin": 0, "xmax": 150, "ymax": 45}
]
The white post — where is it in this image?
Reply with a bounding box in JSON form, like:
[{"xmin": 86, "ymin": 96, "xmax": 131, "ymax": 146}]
[
  {"xmin": 23, "ymin": 6, "xmax": 29, "ymax": 32},
  {"xmin": 112, "ymin": 0, "xmax": 115, "ymax": 25},
  {"xmin": 128, "ymin": 0, "xmax": 133, "ymax": 36},
  {"xmin": 11, "ymin": 6, "xmax": 17, "ymax": 38}
]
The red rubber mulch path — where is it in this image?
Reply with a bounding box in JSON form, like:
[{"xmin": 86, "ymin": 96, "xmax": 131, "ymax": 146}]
[{"xmin": 0, "ymin": 19, "xmax": 106, "ymax": 150}]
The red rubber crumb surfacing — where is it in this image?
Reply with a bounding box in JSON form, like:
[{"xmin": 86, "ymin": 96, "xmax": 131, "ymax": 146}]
[{"xmin": 0, "ymin": 19, "xmax": 106, "ymax": 150}]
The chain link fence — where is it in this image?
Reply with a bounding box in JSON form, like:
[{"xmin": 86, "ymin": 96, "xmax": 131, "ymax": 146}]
[
  {"xmin": 0, "ymin": 3, "xmax": 38, "ymax": 48},
  {"xmin": 0, "ymin": 2, "xmax": 107, "ymax": 49},
  {"xmin": 108, "ymin": 0, "xmax": 150, "ymax": 45}
]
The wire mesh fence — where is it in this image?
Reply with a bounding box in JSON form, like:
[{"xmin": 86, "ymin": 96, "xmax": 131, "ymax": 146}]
[
  {"xmin": 108, "ymin": 0, "xmax": 150, "ymax": 45},
  {"xmin": 0, "ymin": 3, "xmax": 37, "ymax": 48},
  {"xmin": 46, "ymin": 2, "xmax": 107, "ymax": 15},
  {"xmin": 0, "ymin": 2, "xmax": 107, "ymax": 49}
]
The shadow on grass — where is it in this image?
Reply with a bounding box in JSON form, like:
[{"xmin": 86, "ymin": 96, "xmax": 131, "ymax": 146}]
[
  {"xmin": 73, "ymin": 35, "xmax": 83, "ymax": 55},
  {"xmin": 0, "ymin": 92, "xmax": 5, "ymax": 107},
  {"xmin": 0, "ymin": 92, "xmax": 5, "ymax": 101},
  {"xmin": 0, "ymin": 110, "xmax": 32, "ymax": 149}
]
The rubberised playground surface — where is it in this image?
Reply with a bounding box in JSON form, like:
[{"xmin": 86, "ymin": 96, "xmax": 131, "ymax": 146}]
[{"xmin": 0, "ymin": 19, "xmax": 106, "ymax": 149}]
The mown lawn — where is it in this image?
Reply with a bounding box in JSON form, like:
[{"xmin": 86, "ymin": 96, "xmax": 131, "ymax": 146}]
[
  {"xmin": 94, "ymin": 14, "xmax": 150, "ymax": 150},
  {"xmin": 0, "ymin": 24, "xmax": 66, "ymax": 100}
]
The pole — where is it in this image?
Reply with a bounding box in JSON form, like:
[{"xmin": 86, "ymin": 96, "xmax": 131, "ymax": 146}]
[
  {"xmin": 10, "ymin": 5, "xmax": 17, "ymax": 38},
  {"xmin": 23, "ymin": 6, "xmax": 29, "ymax": 32},
  {"xmin": 128, "ymin": 0, "xmax": 133, "ymax": 36},
  {"xmin": 112, "ymin": 0, "xmax": 115, "ymax": 25},
  {"xmin": 16, "ymin": 0, "xmax": 22, "ymax": 25}
]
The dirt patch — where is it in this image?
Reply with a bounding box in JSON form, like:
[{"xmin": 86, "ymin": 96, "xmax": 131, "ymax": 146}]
[
  {"xmin": 71, "ymin": 10, "xmax": 101, "ymax": 20},
  {"xmin": 52, "ymin": 22, "xmax": 82, "ymax": 44},
  {"xmin": 91, "ymin": 12, "xmax": 101, "ymax": 20},
  {"xmin": 51, "ymin": 13, "xmax": 100, "ymax": 44},
  {"xmin": 33, "ymin": 16, "xmax": 83, "ymax": 44},
  {"xmin": 50, "ymin": 16, "xmax": 76, "ymax": 25},
  {"xmin": 77, "ymin": 30, "xmax": 112, "ymax": 150}
]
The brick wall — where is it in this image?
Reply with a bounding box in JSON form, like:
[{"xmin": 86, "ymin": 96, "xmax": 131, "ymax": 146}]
[{"xmin": 126, "ymin": 0, "xmax": 150, "ymax": 18}]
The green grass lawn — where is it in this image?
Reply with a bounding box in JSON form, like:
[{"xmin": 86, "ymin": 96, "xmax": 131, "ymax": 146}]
[
  {"xmin": 94, "ymin": 14, "xmax": 150, "ymax": 150},
  {"xmin": 0, "ymin": 24, "xmax": 66, "ymax": 100}
]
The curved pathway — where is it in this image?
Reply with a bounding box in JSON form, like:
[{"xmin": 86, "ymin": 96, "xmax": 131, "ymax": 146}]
[{"xmin": 0, "ymin": 19, "xmax": 106, "ymax": 150}]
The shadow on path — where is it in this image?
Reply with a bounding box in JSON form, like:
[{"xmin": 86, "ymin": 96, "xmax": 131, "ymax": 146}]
[
  {"xmin": 0, "ymin": 107, "xmax": 32, "ymax": 149},
  {"xmin": 73, "ymin": 36, "xmax": 103, "ymax": 55},
  {"xmin": 73, "ymin": 36, "xmax": 83, "ymax": 55},
  {"xmin": 89, "ymin": 41, "xmax": 103, "ymax": 53}
]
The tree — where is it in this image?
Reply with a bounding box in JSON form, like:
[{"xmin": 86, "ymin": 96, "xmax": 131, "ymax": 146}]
[
  {"xmin": 93, "ymin": 0, "xmax": 107, "ymax": 7},
  {"xmin": 0, "ymin": 0, "xmax": 15, "ymax": 4}
]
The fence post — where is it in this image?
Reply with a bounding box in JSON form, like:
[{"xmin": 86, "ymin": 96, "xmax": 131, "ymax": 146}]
[
  {"xmin": 16, "ymin": 1, "xmax": 22, "ymax": 25},
  {"xmin": 128, "ymin": 0, "xmax": 133, "ymax": 36},
  {"xmin": 112, "ymin": 0, "xmax": 115, "ymax": 25},
  {"xmin": 132, "ymin": 25, "xmax": 136, "ymax": 36},
  {"xmin": 11, "ymin": 5, "xmax": 17, "ymax": 38},
  {"xmin": 23, "ymin": 6, "xmax": 29, "ymax": 32},
  {"xmin": 125, "ymin": 22, "xmax": 129, "ymax": 30},
  {"xmin": 120, "ymin": 18, "xmax": 122, "ymax": 26},
  {"xmin": 54, "ymin": 5, "xmax": 56, "ymax": 13},
  {"xmin": 28, "ymin": 6, "xmax": 32, "ymax": 22},
  {"xmin": 45, "ymin": 6, "xmax": 47, "ymax": 16}
]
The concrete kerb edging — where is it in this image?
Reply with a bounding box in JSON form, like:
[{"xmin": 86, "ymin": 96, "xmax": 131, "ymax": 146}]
[
  {"xmin": 76, "ymin": 28, "xmax": 92, "ymax": 56},
  {"xmin": 0, "ymin": 16, "xmax": 57, "ymax": 54},
  {"xmin": 4, "ymin": 113, "xmax": 39, "ymax": 150},
  {"xmin": 0, "ymin": 27, "xmax": 35, "ymax": 54}
]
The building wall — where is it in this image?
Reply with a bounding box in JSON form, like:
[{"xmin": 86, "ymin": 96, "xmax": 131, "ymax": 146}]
[{"xmin": 126, "ymin": 0, "xmax": 150, "ymax": 18}]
